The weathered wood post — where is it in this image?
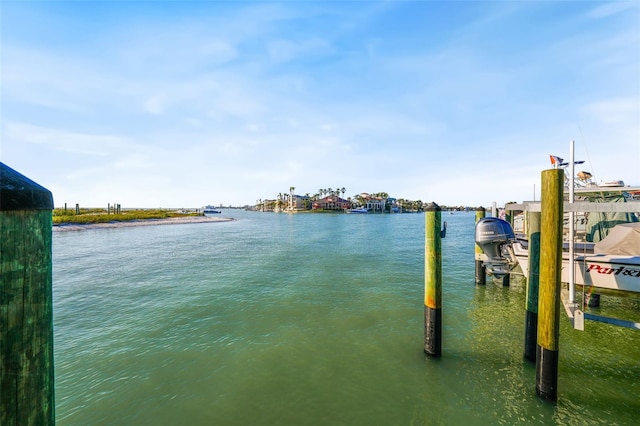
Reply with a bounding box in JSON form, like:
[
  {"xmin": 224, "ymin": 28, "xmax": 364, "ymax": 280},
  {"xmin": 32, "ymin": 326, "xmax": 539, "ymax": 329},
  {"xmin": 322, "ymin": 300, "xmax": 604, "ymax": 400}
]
[
  {"xmin": 524, "ymin": 210, "xmax": 541, "ymax": 362},
  {"xmin": 536, "ymin": 169, "xmax": 563, "ymax": 401},
  {"xmin": 474, "ymin": 207, "xmax": 486, "ymax": 285},
  {"xmin": 1, "ymin": 163, "xmax": 55, "ymax": 425},
  {"xmin": 424, "ymin": 202, "xmax": 442, "ymax": 357}
]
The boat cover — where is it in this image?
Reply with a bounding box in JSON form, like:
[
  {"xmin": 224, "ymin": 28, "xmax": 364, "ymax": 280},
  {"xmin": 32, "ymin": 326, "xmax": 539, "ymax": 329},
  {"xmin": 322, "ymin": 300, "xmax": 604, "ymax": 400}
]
[
  {"xmin": 583, "ymin": 194, "xmax": 639, "ymax": 242},
  {"xmin": 593, "ymin": 222, "xmax": 640, "ymax": 256}
]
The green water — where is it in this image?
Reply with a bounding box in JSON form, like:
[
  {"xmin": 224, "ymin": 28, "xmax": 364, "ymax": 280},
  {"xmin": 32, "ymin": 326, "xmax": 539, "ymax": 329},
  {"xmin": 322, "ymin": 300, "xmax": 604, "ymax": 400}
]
[{"xmin": 52, "ymin": 210, "xmax": 639, "ymax": 425}]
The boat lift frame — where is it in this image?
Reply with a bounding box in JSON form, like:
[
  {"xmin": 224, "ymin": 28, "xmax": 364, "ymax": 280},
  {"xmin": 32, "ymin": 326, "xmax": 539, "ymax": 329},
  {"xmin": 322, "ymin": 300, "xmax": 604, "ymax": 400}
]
[
  {"xmin": 505, "ymin": 142, "xmax": 640, "ymax": 331},
  {"xmin": 505, "ymin": 198, "xmax": 640, "ymax": 331}
]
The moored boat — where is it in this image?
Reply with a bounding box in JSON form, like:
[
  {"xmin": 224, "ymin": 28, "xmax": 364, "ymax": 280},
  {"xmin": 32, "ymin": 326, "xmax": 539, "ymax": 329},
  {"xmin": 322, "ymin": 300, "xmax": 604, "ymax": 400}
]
[
  {"xmin": 512, "ymin": 224, "xmax": 640, "ymax": 294},
  {"xmin": 348, "ymin": 207, "xmax": 369, "ymax": 214},
  {"xmin": 203, "ymin": 205, "xmax": 221, "ymax": 214}
]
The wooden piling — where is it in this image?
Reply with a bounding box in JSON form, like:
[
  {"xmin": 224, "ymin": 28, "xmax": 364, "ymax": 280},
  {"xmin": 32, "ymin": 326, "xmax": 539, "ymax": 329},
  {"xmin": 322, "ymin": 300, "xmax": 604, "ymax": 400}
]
[
  {"xmin": 424, "ymin": 202, "xmax": 442, "ymax": 357},
  {"xmin": 524, "ymin": 211, "xmax": 541, "ymax": 362},
  {"xmin": 0, "ymin": 163, "xmax": 55, "ymax": 425},
  {"xmin": 536, "ymin": 169, "xmax": 563, "ymax": 401},
  {"xmin": 474, "ymin": 207, "xmax": 486, "ymax": 285}
]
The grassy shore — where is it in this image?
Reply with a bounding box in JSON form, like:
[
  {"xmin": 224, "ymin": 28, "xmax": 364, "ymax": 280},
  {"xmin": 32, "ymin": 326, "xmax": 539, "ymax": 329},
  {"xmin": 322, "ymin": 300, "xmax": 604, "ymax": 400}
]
[{"xmin": 53, "ymin": 208, "xmax": 203, "ymax": 225}]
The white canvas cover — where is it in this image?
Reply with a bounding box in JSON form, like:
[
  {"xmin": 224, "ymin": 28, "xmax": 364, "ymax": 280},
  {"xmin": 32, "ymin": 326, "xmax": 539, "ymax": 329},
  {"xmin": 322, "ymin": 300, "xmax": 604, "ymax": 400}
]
[{"xmin": 593, "ymin": 222, "xmax": 640, "ymax": 256}]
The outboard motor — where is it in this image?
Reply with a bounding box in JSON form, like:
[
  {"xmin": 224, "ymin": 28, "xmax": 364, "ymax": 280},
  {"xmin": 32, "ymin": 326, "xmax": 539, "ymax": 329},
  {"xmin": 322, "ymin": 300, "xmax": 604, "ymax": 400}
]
[{"xmin": 475, "ymin": 217, "xmax": 516, "ymax": 277}]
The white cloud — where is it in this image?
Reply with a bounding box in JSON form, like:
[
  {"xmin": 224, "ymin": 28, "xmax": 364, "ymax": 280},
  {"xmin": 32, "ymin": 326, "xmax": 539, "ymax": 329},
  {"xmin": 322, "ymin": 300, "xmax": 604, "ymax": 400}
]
[
  {"xmin": 587, "ymin": 2, "xmax": 639, "ymax": 19},
  {"xmin": 5, "ymin": 122, "xmax": 127, "ymax": 156},
  {"xmin": 144, "ymin": 95, "xmax": 168, "ymax": 115},
  {"xmin": 582, "ymin": 97, "xmax": 640, "ymax": 125},
  {"xmin": 267, "ymin": 37, "xmax": 333, "ymax": 63},
  {"xmin": 197, "ymin": 39, "xmax": 238, "ymax": 63}
]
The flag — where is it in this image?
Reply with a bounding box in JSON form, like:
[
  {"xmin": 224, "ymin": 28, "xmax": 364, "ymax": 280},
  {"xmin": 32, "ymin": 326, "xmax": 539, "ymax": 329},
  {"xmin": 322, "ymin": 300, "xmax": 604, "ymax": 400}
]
[{"xmin": 549, "ymin": 155, "xmax": 563, "ymax": 165}]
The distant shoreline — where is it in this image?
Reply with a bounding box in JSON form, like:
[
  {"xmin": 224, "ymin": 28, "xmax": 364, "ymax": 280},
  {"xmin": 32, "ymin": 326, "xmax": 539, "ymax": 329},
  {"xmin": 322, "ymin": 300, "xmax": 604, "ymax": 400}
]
[{"xmin": 53, "ymin": 215, "xmax": 234, "ymax": 232}]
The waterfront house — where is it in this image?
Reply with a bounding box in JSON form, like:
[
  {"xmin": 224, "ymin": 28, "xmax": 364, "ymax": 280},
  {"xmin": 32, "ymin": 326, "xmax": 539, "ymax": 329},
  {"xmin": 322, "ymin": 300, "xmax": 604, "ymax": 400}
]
[
  {"xmin": 288, "ymin": 194, "xmax": 311, "ymax": 211},
  {"xmin": 312, "ymin": 196, "xmax": 351, "ymax": 211},
  {"xmin": 364, "ymin": 196, "xmax": 386, "ymax": 213}
]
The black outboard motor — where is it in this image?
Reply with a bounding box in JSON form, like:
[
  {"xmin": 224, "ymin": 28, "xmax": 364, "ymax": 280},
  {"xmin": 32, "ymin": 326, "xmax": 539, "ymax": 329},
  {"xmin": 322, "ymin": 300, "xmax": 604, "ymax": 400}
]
[{"xmin": 475, "ymin": 217, "xmax": 516, "ymax": 277}]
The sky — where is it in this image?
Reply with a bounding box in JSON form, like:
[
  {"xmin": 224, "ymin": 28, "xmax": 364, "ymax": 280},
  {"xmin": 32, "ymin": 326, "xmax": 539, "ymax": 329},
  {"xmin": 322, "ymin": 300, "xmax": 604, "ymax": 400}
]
[{"xmin": 2, "ymin": 0, "xmax": 639, "ymax": 208}]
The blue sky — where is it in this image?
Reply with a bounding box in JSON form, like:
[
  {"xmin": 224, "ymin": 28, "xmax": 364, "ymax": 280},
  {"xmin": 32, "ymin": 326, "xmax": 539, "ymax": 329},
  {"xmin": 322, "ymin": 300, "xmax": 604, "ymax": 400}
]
[{"xmin": 2, "ymin": 1, "xmax": 639, "ymax": 208}]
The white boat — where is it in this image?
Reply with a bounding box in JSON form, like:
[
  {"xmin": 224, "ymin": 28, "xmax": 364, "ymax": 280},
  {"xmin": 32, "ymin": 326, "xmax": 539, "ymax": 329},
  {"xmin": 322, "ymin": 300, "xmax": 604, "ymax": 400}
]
[
  {"xmin": 348, "ymin": 207, "xmax": 369, "ymax": 214},
  {"xmin": 203, "ymin": 205, "xmax": 221, "ymax": 214},
  {"xmin": 512, "ymin": 223, "xmax": 640, "ymax": 294}
]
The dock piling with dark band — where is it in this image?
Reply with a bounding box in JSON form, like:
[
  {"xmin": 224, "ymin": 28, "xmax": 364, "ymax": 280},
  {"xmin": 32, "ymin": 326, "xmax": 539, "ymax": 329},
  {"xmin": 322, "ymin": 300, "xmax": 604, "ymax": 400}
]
[
  {"xmin": 535, "ymin": 168, "xmax": 564, "ymax": 401},
  {"xmin": 524, "ymin": 211, "xmax": 541, "ymax": 362},
  {"xmin": 424, "ymin": 202, "xmax": 442, "ymax": 357}
]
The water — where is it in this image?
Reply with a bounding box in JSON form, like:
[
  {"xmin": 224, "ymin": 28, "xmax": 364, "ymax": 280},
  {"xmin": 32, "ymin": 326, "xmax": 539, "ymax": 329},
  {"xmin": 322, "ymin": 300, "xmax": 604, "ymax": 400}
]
[{"xmin": 52, "ymin": 210, "xmax": 640, "ymax": 425}]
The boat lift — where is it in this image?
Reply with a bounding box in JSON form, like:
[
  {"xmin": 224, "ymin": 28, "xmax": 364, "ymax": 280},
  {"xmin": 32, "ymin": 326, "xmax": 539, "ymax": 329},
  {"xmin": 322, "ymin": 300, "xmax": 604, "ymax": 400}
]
[{"xmin": 505, "ymin": 142, "xmax": 640, "ymax": 331}]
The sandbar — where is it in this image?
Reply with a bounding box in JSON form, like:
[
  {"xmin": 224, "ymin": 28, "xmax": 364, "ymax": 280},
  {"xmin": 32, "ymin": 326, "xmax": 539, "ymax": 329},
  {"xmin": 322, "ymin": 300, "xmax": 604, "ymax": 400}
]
[{"xmin": 53, "ymin": 216, "xmax": 233, "ymax": 232}]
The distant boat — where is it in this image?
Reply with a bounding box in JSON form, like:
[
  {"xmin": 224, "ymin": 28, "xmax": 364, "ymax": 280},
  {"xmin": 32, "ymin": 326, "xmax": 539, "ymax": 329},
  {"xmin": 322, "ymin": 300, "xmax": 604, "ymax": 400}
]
[
  {"xmin": 203, "ymin": 205, "xmax": 221, "ymax": 214},
  {"xmin": 348, "ymin": 207, "xmax": 369, "ymax": 214}
]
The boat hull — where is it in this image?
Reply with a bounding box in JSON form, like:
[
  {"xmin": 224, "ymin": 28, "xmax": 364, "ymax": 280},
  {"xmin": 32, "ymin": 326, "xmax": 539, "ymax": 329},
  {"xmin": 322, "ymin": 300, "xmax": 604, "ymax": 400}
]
[{"xmin": 514, "ymin": 242, "xmax": 640, "ymax": 294}]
